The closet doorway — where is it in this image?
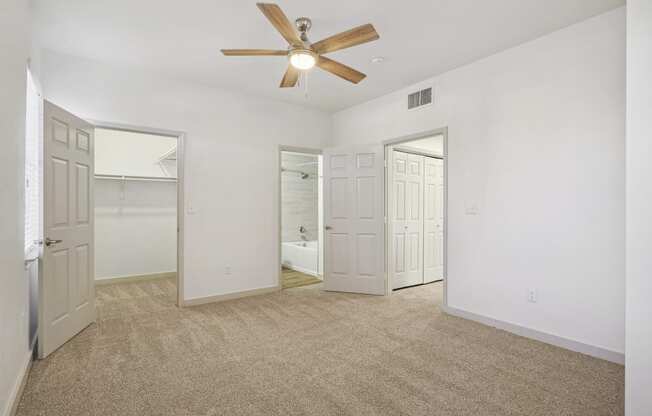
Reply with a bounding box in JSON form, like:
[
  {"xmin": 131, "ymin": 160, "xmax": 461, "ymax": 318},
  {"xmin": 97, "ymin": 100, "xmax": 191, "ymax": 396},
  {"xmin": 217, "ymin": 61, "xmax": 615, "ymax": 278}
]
[
  {"xmin": 93, "ymin": 126, "xmax": 184, "ymax": 306},
  {"xmin": 386, "ymin": 132, "xmax": 446, "ymax": 291}
]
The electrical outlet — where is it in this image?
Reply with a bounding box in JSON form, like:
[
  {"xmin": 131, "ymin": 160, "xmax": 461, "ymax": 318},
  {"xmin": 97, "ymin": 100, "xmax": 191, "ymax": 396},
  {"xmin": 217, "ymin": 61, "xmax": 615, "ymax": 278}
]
[
  {"xmin": 528, "ymin": 289, "xmax": 537, "ymax": 303},
  {"xmin": 224, "ymin": 266, "xmax": 232, "ymax": 275}
]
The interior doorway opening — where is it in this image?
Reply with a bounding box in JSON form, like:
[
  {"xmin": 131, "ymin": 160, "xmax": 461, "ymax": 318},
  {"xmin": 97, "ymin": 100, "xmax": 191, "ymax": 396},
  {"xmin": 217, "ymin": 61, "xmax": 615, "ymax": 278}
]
[
  {"xmin": 278, "ymin": 148, "xmax": 323, "ymax": 290},
  {"xmin": 93, "ymin": 127, "xmax": 182, "ymax": 304},
  {"xmin": 385, "ymin": 132, "xmax": 447, "ymax": 292}
]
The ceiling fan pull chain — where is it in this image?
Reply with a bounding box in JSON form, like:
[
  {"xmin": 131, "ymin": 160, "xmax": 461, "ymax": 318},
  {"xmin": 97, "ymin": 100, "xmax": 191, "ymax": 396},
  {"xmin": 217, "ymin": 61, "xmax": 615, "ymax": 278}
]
[{"xmin": 304, "ymin": 71, "xmax": 309, "ymax": 99}]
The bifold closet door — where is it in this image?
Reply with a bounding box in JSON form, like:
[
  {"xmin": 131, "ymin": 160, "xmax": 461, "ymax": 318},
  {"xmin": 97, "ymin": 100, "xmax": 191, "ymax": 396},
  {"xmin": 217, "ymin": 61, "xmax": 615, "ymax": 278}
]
[
  {"xmin": 424, "ymin": 157, "xmax": 444, "ymax": 283},
  {"xmin": 391, "ymin": 151, "xmax": 424, "ymax": 289}
]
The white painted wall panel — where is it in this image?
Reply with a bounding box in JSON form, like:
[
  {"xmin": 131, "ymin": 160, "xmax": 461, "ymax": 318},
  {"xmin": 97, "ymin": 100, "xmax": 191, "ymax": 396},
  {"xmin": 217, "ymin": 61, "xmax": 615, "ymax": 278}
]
[
  {"xmin": 0, "ymin": 1, "xmax": 31, "ymax": 415},
  {"xmin": 626, "ymin": 0, "xmax": 652, "ymax": 414},
  {"xmin": 332, "ymin": 9, "xmax": 626, "ymax": 354},
  {"xmin": 94, "ymin": 128, "xmax": 177, "ymax": 178},
  {"xmin": 94, "ymin": 179, "xmax": 177, "ymax": 280}
]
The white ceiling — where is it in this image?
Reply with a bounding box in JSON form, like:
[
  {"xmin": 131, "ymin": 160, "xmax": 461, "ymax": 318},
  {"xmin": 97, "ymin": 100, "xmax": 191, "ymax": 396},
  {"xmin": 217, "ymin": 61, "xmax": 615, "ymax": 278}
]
[{"xmin": 34, "ymin": 0, "xmax": 624, "ymax": 113}]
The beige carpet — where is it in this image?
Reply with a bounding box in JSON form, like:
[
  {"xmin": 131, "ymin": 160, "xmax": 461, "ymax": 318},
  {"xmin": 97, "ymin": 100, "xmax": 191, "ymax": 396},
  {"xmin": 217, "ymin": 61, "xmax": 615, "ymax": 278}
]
[
  {"xmin": 17, "ymin": 277, "xmax": 624, "ymax": 416},
  {"xmin": 282, "ymin": 267, "xmax": 322, "ymax": 289}
]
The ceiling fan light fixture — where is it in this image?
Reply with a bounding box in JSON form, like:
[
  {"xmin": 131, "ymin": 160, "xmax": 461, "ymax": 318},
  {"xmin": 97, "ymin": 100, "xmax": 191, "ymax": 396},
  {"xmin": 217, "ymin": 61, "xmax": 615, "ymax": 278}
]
[
  {"xmin": 289, "ymin": 49, "xmax": 317, "ymax": 70},
  {"xmin": 221, "ymin": 4, "xmax": 380, "ymax": 87}
]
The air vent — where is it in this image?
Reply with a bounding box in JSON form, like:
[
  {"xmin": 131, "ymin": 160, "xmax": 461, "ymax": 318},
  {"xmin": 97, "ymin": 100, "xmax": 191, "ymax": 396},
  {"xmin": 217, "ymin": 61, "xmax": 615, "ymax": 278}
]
[{"xmin": 407, "ymin": 87, "xmax": 433, "ymax": 110}]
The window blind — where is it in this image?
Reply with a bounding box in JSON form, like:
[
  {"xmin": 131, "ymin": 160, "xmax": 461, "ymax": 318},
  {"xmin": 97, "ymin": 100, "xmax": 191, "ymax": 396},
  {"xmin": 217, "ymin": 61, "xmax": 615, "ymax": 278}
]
[{"xmin": 25, "ymin": 69, "xmax": 41, "ymax": 251}]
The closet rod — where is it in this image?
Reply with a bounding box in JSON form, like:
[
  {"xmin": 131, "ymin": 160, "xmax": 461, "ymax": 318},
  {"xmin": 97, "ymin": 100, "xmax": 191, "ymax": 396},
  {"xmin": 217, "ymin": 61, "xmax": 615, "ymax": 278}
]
[{"xmin": 94, "ymin": 174, "xmax": 177, "ymax": 182}]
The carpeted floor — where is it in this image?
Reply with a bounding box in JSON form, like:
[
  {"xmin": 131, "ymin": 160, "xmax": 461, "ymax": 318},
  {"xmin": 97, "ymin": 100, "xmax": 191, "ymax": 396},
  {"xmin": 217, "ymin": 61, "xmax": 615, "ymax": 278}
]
[
  {"xmin": 282, "ymin": 267, "xmax": 322, "ymax": 289},
  {"xmin": 17, "ymin": 277, "xmax": 624, "ymax": 416}
]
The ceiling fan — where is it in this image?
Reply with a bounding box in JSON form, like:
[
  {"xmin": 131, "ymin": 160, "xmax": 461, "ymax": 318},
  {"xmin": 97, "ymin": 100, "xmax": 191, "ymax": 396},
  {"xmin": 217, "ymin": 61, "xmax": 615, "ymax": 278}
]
[{"xmin": 221, "ymin": 3, "xmax": 380, "ymax": 88}]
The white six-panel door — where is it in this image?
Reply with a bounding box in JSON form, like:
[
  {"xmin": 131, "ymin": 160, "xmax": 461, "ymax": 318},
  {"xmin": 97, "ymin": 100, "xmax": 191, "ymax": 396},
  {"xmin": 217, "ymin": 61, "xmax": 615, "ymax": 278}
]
[
  {"xmin": 39, "ymin": 101, "xmax": 96, "ymax": 358},
  {"xmin": 424, "ymin": 157, "xmax": 444, "ymax": 283},
  {"xmin": 323, "ymin": 145, "xmax": 385, "ymax": 295},
  {"xmin": 391, "ymin": 151, "xmax": 424, "ymax": 289}
]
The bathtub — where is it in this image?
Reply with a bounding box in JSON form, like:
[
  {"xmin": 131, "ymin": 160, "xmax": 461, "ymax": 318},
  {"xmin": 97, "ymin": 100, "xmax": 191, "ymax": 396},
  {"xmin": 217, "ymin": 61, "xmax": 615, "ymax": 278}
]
[{"xmin": 282, "ymin": 240, "xmax": 319, "ymax": 277}]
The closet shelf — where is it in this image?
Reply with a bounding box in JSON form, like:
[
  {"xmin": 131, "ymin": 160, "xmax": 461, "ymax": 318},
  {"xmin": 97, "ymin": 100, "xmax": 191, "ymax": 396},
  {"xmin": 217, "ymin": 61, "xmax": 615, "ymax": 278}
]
[{"xmin": 95, "ymin": 174, "xmax": 177, "ymax": 183}]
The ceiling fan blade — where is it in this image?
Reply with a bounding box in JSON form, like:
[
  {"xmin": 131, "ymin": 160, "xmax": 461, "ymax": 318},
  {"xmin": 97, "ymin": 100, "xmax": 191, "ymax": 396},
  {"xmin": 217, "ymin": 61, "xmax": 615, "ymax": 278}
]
[
  {"xmin": 280, "ymin": 65, "xmax": 299, "ymax": 88},
  {"xmin": 221, "ymin": 49, "xmax": 288, "ymax": 56},
  {"xmin": 311, "ymin": 24, "xmax": 379, "ymax": 54},
  {"xmin": 317, "ymin": 57, "xmax": 366, "ymax": 84},
  {"xmin": 256, "ymin": 3, "xmax": 303, "ymax": 48}
]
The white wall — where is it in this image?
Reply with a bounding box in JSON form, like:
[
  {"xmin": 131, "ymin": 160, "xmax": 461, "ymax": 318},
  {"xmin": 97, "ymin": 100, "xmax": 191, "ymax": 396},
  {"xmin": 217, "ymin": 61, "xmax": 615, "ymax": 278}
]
[
  {"xmin": 0, "ymin": 1, "xmax": 31, "ymax": 415},
  {"xmin": 40, "ymin": 50, "xmax": 331, "ymax": 300},
  {"xmin": 95, "ymin": 179, "xmax": 177, "ymax": 280},
  {"xmin": 626, "ymin": 0, "xmax": 652, "ymax": 414},
  {"xmin": 94, "ymin": 129, "xmax": 178, "ymax": 280},
  {"xmin": 400, "ymin": 135, "xmax": 444, "ymax": 155},
  {"xmin": 332, "ymin": 9, "xmax": 626, "ymax": 357},
  {"xmin": 95, "ymin": 128, "xmax": 177, "ymax": 177}
]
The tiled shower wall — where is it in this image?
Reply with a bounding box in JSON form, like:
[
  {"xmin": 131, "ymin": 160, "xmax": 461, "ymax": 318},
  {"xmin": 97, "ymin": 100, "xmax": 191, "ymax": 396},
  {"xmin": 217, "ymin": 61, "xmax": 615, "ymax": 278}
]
[{"xmin": 281, "ymin": 152, "xmax": 318, "ymax": 242}]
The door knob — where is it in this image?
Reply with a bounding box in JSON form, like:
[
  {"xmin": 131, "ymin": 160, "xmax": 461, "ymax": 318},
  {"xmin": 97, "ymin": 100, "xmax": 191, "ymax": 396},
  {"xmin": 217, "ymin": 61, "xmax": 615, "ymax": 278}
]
[
  {"xmin": 45, "ymin": 237, "xmax": 63, "ymax": 247},
  {"xmin": 324, "ymin": 226, "xmax": 332, "ymax": 230}
]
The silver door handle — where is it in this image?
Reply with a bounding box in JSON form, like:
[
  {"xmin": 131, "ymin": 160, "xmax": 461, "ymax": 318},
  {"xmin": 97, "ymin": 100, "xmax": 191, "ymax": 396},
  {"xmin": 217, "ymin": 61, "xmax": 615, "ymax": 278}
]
[{"xmin": 45, "ymin": 237, "xmax": 62, "ymax": 247}]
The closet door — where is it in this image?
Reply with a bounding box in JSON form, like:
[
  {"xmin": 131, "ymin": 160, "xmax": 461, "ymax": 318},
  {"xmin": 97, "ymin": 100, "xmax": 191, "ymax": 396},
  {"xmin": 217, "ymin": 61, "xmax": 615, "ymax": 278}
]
[
  {"xmin": 391, "ymin": 151, "xmax": 424, "ymax": 289},
  {"xmin": 424, "ymin": 157, "xmax": 444, "ymax": 283}
]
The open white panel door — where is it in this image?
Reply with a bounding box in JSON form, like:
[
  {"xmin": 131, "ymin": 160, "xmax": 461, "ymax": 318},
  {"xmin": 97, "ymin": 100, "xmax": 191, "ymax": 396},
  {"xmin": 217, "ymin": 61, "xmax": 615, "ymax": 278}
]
[
  {"xmin": 323, "ymin": 145, "xmax": 385, "ymax": 295},
  {"xmin": 39, "ymin": 101, "xmax": 96, "ymax": 358}
]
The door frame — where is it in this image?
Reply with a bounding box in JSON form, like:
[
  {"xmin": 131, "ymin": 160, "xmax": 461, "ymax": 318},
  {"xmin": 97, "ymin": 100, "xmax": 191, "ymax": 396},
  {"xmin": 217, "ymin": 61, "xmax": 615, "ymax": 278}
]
[
  {"xmin": 89, "ymin": 120, "xmax": 186, "ymax": 307},
  {"xmin": 277, "ymin": 145, "xmax": 323, "ymax": 290},
  {"xmin": 383, "ymin": 127, "xmax": 448, "ymax": 306}
]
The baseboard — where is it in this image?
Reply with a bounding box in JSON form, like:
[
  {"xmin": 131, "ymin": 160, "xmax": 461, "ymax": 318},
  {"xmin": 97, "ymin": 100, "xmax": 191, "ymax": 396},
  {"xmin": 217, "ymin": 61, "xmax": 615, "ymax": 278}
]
[
  {"xmin": 95, "ymin": 271, "xmax": 176, "ymax": 286},
  {"xmin": 3, "ymin": 350, "xmax": 33, "ymax": 416},
  {"xmin": 182, "ymin": 285, "xmax": 280, "ymax": 307},
  {"xmin": 441, "ymin": 305, "xmax": 625, "ymax": 365}
]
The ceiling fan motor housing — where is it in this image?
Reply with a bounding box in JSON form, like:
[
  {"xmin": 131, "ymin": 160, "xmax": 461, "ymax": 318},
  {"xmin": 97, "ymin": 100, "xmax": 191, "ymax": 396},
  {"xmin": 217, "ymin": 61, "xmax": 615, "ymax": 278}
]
[{"xmin": 295, "ymin": 17, "xmax": 312, "ymax": 42}]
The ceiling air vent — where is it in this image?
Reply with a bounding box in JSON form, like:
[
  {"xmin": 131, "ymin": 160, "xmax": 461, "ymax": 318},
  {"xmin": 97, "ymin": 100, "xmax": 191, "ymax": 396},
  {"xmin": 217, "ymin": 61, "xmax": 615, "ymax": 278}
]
[{"xmin": 408, "ymin": 87, "xmax": 433, "ymax": 110}]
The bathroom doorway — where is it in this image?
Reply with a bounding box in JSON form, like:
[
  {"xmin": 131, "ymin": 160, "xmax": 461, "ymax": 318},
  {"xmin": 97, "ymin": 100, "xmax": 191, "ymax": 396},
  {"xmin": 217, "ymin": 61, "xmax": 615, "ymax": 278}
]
[{"xmin": 278, "ymin": 147, "xmax": 323, "ymax": 289}]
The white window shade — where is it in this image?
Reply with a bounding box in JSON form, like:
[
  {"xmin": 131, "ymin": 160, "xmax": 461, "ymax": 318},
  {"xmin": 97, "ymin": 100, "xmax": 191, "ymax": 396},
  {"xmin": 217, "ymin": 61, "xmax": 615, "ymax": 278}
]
[{"xmin": 25, "ymin": 69, "xmax": 41, "ymax": 252}]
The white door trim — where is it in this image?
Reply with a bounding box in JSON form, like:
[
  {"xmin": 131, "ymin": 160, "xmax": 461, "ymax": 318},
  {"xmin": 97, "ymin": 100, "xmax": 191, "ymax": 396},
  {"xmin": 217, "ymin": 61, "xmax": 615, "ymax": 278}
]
[
  {"xmin": 88, "ymin": 120, "xmax": 186, "ymax": 307},
  {"xmin": 383, "ymin": 127, "xmax": 448, "ymax": 306},
  {"xmin": 277, "ymin": 145, "xmax": 323, "ymax": 290}
]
